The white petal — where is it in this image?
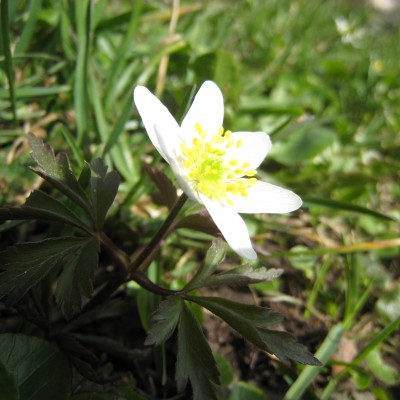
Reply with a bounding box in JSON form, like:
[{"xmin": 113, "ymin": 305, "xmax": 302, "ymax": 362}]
[
  {"xmin": 133, "ymin": 86, "xmax": 180, "ymax": 161},
  {"xmin": 180, "ymin": 81, "xmax": 224, "ymax": 142},
  {"xmin": 153, "ymin": 124, "xmax": 199, "ymax": 202},
  {"xmin": 201, "ymin": 194, "xmax": 257, "ymax": 260},
  {"xmin": 231, "ymin": 181, "xmax": 302, "ymax": 214},
  {"xmin": 229, "ymin": 131, "xmax": 272, "ymax": 170}
]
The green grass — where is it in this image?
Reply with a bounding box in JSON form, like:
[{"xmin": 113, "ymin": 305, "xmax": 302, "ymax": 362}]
[{"xmin": 0, "ymin": 0, "xmax": 399, "ymax": 398}]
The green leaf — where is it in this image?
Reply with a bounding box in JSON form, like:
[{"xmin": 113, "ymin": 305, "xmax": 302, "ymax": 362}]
[
  {"xmin": 375, "ymin": 285, "xmax": 400, "ymax": 323},
  {"xmin": 258, "ymin": 329, "xmax": 321, "ymax": 365},
  {"xmin": 188, "ymin": 265, "xmax": 283, "ymax": 291},
  {"xmin": 15, "ymin": 0, "xmax": 43, "ymax": 54},
  {"xmin": 365, "ymin": 347, "xmax": 400, "ymax": 385},
  {"xmin": 189, "ymin": 296, "xmax": 278, "ymax": 351},
  {"xmin": 0, "ymin": 0, "xmax": 17, "ymax": 125},
  {"xmin": 55, "ymin": 123, "xmax": 85, "ymax": 167},
  {"xmin": 55, "ymin": 236, "xmax": 100, "ymax": 319},
  {"xmin": 0, "ymin": 237, "xmax": 98, "ymax": 311},
  {"xmin": 191, "ymin": 296, "xmax": 282, "ymax": 333},
  {"xmin": 0, "ymin": 237, "xmax": 78, "ymax": 303},
  {"xmin": 0, "ymin": 191, "xmax": 90, "ymax": 232},
  {"xmin": 303, "ymin": 196, "xmax": 397, "ymax": 222},
  {"xmin": 0, "ymin": 361, "xmax": 18, "ymax": 400},
  {"xmin": 229, "ymin": 382, "xmax": 266, "ymax": 400},
  {"xmin": 214, "ymin": 352, "xmax": 234, "ymax": 386},
  {"xmin": 70, "ymin": 394, "xmax": 125, "ymax": 400},
  {"xmin": 89, "ymin": 158, "xmax": 120, "ymax": 228},
  {"xmin": 74, "ymin": 0, "xmax": 91, "ymax": 143},
  {"xmin": 0, "ymin": 334, "xmax": 71, "ymax": 400},
  {"xmin": 0, "ymin": 85, "xmax": 70, "ymax": 99},
  {"xmin": 26, "ymin": 190, "xmax": 88, "ymax": 229},
  {"xmin": 176, "ymin": 301, "xmax": 220, "ymax": 400},
  {"xmin": 29, "ymin": 134, "xmax": 93, "ymax": 219},
  {"xmin": 184, "ymin": 239, "xmax": 226, "ymax": 291},
  {"xmin": 145, "ymin": 295, "xmax": 182, "ymax": 346},
  {"xmin": 189, "ymin": 296, "xmax": 319, "ymax": 365},
  {"xmin": 270, "ymin": 123, "xmax": 336, "ymax": 165},
  {"xmin": 143, "ymin": 164, "xmax": 178, "ymax": 209},
  {"xmin": 0, "ymin": 190, "xmax": 88, "ymax": 232},
  {"xmin": 193, "ymin": 50, "xmax": 242, "ymax": 108},
  {"xmin": 102, "ymin": 95, "xmax": 134, "ymax": 157}
]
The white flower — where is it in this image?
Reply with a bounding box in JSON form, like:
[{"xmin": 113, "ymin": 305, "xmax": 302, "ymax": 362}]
[{"xmin": 134, "ymin": 81, "xmax": 302, "ymax": 260}]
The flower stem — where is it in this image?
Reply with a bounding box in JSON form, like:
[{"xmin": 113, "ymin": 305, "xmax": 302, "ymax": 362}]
[{"xmin": 129, "ymin": 192, "xmax": 188, "ymax": 272}]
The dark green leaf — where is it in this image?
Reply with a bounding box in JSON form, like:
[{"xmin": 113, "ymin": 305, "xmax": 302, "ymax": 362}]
[
  {"xmin": 188, "ymin": 265, "xmax": 283, "ymax": 291},
  {"xmin": 0, "ymin": 334, "xmax": 71, "ymax": 400},
  {"xmin": 72, "ymin": 333, "xmax": 143, "ymax": 363},
  {"xmin": 55, "ymin": 236, "xmax": 99, "ymax": 319},
  {"xmin": 188, "ymin": 296, "xmax": 319, "ymax": 365},
  {"xmin": 0, "ymin": 237, "xmax": 86, "ymax": 304},
  {"xmin": 189, "ymin": 297, "xmax": 276, "ymax": 352},
  {"xmin": 0, "ymin": 190, "xmax": 89, "ymax": 232},
  {"xmin": 89, "ymin": 158, "xmax": 120, "ymax": 227},
  {"xmin": 143, "ymin": 164, "xmax": 178, "ymax": 209},
  {"xmin": 26, "ymin": 190, "xmax": 88, "ymax": 228},
  {"xmin": 0, "ymin": 361, "xmax": 18, "ymax": 400},
  {"xmin": 70, "ymin": 394, "xmax": 125, "ymax": 400},
  {"xmin": 258, "ymin": 329, "xmax": 321, "ymax": 365},
  {"xmin": 176, "ymin": 301, "xmax": 220, "ymax": 400},
  {"xmin": 28, "ymin": 134, "xmax": 92, "ymax": 219},
  {"xmin": 0, "ymin": 236, "xmax": 98, "ymax": 312},
  {"xmin": 184, "ymin": 239, "xmax": 226, "ymax": 291},
  {"xmin": 145, "ymin": 295, "xmax": 182, "ymax": 346},
  {"xmin": 191, "ymin": 296, "xmax": 282, "ymax": 333}
]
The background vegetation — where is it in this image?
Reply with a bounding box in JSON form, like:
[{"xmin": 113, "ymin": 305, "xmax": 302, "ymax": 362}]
[{"xmin": 1, "ymin": 0, "xmax": 399, "ymax": 399}]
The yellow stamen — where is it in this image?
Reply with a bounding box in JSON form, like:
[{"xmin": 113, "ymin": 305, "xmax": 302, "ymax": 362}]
[{"xmin": 178, "ymin": 123, "xmax": 258, "ymax": 204}]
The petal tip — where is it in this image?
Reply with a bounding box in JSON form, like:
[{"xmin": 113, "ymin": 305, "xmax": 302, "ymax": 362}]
[{"xmin": 237, "ymin": 246, "xmax": 257, "ymax": 260}]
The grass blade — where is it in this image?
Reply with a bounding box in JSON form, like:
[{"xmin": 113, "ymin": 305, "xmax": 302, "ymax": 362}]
[
  {"xmin": 104, "ymin": 0, "xmax": 142, "ymax": 110},
  {"xmin": 15, "ymin": 0, "xmax": 43, "ymax": 54},
  {"xmin": 283, "ymin": 324, "xmax": 345, "ymax": 400},
  {"xmin": 303, "ymin": 196, "xmax": 397, "ymax": 222},
  {"xmin": 102, "ymin": 95, "xmax": 132, "ymax": 157},
  {"xmin": 0, "ymin": 0, "xmax": 17, "ymax": 125},
  {"xmin": 74, "ymin": 0, "xmax": 92, "ymax": 144}
]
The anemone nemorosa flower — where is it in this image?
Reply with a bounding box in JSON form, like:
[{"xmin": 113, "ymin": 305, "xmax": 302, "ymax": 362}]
[{"xmin": 133, "ymin": 81, "xmax": 302, "ymax": 260}]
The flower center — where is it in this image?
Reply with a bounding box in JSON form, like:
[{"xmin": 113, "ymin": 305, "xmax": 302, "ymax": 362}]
[{"xmin": 179, "ymin": 123, "xmax": 257, "ymax": 205}]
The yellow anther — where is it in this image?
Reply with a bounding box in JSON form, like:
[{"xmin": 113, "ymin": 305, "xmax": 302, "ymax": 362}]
[
  {"xmin": 246, "ymin": 170, "xmax": 257, "ymax": 177},
  {"xmin": 179, "ymin": 122, "xmax": 259, "ymax": 203},
  {"xmin": 236, "ymin": 139, "xmax": 243, "ymax": 148}
]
